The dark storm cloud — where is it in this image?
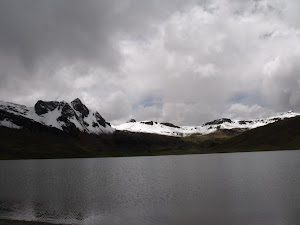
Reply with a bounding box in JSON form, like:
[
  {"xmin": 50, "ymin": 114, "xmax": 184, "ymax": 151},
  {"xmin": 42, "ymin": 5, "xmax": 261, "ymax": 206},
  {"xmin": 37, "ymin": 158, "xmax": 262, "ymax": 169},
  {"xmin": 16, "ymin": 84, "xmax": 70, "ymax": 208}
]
[
  {"xmin": 0, "ymin": 0, "xmax": 198, "ymax": 71},
  {"xmin": 0, "ymin": 0, "xmax": 121, "ymax": 70},
  {"xmin": 0, "ymin": 0, "xmax": 197, "ymax": 105}
]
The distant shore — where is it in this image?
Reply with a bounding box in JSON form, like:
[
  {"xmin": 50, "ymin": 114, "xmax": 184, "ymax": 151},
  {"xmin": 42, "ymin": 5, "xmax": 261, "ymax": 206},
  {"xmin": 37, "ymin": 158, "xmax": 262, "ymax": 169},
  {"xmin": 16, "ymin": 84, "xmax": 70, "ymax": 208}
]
[{"xmin": 0, "ymin": 219, "xmax": 68, "ymax": 225}]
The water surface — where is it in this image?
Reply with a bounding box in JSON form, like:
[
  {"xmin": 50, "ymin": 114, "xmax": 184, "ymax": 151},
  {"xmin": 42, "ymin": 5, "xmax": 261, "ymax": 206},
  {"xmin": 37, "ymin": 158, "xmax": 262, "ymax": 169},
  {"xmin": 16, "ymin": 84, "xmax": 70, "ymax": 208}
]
[{"xmin": 0, "ymin": 150, "xmax": 300, "ymax": 225}]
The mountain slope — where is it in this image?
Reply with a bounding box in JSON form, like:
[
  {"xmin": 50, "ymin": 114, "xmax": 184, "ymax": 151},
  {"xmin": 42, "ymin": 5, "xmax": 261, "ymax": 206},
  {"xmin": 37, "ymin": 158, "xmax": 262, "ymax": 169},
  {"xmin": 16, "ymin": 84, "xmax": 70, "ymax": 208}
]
[
  {"xmin": 0, "ymin": 98, "xmax": 114, "ymax": 135},
  {"xmin": 114, "ymin": 111, "xmax": 300, "ymax": 137},
  {"xmin": 211, "ymin": 116, "xmax": 300, "ymax": 152},
  {"xmin": 0, "ymin": 126, "xmax": 192, "ymax": 159}
]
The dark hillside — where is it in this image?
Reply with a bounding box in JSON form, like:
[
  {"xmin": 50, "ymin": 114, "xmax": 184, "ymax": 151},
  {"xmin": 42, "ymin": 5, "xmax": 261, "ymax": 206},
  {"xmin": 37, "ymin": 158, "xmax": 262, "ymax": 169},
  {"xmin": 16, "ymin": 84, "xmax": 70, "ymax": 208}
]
[
  {"xmin": 211, "ymin": 116, "xmax": 300, "ymax": 152},
  {"xmin": 0, "ymin": 128, "xmax": 195, "ymax": 159},
  {"xmin": 1, "ymin": 116, "xmax": 299, "ymax": 159}
]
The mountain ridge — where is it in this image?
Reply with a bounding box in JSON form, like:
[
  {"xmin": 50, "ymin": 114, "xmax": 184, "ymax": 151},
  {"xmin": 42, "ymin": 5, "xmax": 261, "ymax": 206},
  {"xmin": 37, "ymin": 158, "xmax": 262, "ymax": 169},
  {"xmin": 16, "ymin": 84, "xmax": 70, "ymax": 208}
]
[
  {"xmin": 0, "ymin": 99, "xmax": 114, "ymax": 135},
  {"xmin": 212, "ymin": 115, "xmax": 300, "ymax": 152},
  {"xmin": 114, "ymin": 111, "xmax": 300, "ymax": 136},
  {"xmin": 0, "ymin": 99, "xmax": 299, "ymax": 137}
]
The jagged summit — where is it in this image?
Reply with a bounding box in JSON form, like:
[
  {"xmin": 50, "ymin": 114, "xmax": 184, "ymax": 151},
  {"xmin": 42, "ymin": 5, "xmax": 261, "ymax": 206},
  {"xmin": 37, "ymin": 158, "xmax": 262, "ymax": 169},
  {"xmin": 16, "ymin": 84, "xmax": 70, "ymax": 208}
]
[
  {"xmin": 71, "ymin": 98, "xmax": 89, "ymax": 118},
  {"xmin": 0, "ymin": 99, "xmax": 114, "ymax": 135},
  {"xmin": 34, "ymin": 100, "xmax": 60, "ymax": 115},
  {"xmin": 72, "ymin": 98, "xmax": 82, "ymax": 103}
]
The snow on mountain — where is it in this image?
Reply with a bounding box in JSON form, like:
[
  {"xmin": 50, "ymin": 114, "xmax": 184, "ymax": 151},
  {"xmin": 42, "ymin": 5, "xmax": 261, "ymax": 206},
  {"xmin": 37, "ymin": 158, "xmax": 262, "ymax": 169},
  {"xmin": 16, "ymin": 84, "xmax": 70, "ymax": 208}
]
[
  {"xmin": 0, "ymin": 98, "xmax": 114, "ymax": 134},
  {"xmin": 1, "ymin": 98, "xmax": 299, "ymax": 137},
  {"xmin": 0, "ymin": 119, "xmax": 21, "ymax": 129},
  {"xmin": 113, "ymin": 111, "xmax": 300, "ymax": 137}
]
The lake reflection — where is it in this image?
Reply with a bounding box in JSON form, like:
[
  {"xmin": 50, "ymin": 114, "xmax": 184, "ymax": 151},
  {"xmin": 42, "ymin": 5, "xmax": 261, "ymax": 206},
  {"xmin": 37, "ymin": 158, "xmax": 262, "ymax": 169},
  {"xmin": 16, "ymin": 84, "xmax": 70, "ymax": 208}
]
[{"xmin": 0, "ymin": 150, "xmax": 300, "ymax": 225}]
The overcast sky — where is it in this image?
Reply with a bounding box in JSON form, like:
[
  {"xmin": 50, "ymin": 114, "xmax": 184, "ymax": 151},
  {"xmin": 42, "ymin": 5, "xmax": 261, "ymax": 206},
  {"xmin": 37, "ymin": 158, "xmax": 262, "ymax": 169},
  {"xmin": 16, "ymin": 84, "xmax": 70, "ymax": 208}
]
[{"xmin": 0, "ymin": 0, "xmax": 300, "ymax": 125}]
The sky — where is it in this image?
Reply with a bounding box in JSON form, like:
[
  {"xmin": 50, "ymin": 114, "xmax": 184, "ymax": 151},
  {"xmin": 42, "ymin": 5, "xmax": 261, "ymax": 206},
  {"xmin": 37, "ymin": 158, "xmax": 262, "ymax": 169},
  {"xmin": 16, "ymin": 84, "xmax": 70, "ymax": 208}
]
[{"xmin": 0, "ymin": 0, "xmax": 300, "ymax": 125}]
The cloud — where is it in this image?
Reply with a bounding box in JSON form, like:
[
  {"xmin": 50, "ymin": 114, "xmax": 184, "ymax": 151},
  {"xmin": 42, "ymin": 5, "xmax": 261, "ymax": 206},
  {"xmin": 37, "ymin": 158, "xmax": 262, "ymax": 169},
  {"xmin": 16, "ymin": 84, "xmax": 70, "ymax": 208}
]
[
  {"xmin": 0, "ymin": 0, "xmax": 194, "ymax": 104},
  {"xmin": 223, "ymin": 103, "xmax": 275, "ymax": 120},
  {"xmin": 0, "ymin": 0, "xmax": 198, "ymax": 72},
  {"xmin": 0, "ymin": 1, "xmax": 118, "ymax": 71},
  {"xmin": 97, "ymin": 92, "xmax": 132, "ymax": 123},
  {"xmin": 118, "ymin": 0, "xmax": 300, "ymax": 124},
  {"xmin": 0, "ymin": 0, "xmax": 300, "ymax": 125},
  {"xmin": 134, "ymin": 105, "xmax": 162, "ymax": 122},
  {"xmin": 261, "ymin": 53, "xmax": 300, "ymax": 111}
]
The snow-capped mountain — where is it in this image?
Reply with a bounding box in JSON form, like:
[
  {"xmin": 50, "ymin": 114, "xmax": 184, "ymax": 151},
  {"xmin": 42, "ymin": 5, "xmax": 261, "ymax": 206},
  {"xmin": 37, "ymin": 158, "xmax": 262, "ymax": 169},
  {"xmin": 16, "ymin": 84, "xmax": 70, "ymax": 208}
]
[
  {"xmin": 1, "ymin": 98, "xmax": 299, "ymax": 137},
  {"xmin": 113, "ymin": 111, "xmax": 300, "ymax": 137},
  {"xmin": 0, "ymin": 98, "xmax": 114, "ymax": 134}
]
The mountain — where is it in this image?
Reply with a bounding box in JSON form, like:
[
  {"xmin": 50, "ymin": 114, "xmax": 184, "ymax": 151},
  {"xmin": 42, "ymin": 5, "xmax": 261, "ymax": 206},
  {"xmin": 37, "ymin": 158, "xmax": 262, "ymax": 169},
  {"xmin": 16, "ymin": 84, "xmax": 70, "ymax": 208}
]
[
  {"xmin": 113, "ymin": 111, "xmax": 300, "ymax": 136},
  {"xmin": 1, "ymin": 115, "xmax": 299, "ymax": 160},
  {"xmin": 211, "ymin": 115, "xmax": 300, "ymax": 152},
  {"xmin": 0, "ymin": 98, "xmax": 114, "ymax": 135},
  {"xmin": 0, "ymin": 98, "xmax": 299, "ymax": 138},
  {"xmin": 0, "ymin": 97, "xmax": 299, "ymax": 159}
]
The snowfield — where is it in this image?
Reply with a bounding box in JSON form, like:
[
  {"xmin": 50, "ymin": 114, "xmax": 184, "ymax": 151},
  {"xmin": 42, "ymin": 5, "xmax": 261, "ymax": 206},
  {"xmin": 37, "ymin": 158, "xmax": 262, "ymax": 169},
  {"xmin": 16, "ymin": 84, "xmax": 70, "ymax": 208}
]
[
  {"xmin": 113, "ymin": 111, "xmax": 300, "ymax": 137},
  {"xmin": 0, "ymin": 119, "xmax": 21, "ymax": 129}
]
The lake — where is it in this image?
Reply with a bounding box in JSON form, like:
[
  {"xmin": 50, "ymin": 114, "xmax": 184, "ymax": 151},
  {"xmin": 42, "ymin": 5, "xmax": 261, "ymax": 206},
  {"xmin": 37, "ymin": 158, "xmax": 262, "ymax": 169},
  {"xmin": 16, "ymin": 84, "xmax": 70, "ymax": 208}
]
[{"xmin": 0, "ymin": 150, "xmax": 300, "ymax": 225}]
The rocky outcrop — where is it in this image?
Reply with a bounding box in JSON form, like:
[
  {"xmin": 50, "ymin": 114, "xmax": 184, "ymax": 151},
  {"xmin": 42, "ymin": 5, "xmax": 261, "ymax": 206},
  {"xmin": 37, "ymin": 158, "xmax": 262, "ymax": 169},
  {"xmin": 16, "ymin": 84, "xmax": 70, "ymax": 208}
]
[
  {"xmin": 161, "ymin": 122, "xmax": 180, "ymax": 128},
  {"xmin": 238, "ymin": 120, "xmax": 253, "ymax": 125},
  {"xmin": 141, "ymin": 121, "xmax": 154, "ymax": 125},
  {"xmin": 205, "ymin": 118, "xmax": 232, "ymax": 126},
  {"xmin": 57, "ymin": 102, "xmax": 79, "ymax": 135},
  {"xmin": 95, "ymin": 111, "xmax": 108, "ymax": 127},
  {"xmin": 71, "ymin": 98, "xmax": 89, "ymax": 118},
  {"xmin": 34, "ymin": 100, "xmax": 59, "ymax": 115}
]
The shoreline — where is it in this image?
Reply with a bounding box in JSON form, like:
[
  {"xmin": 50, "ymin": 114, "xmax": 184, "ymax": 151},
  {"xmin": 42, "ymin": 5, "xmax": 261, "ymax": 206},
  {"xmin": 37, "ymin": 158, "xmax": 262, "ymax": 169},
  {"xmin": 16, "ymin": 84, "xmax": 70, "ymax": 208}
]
[
  {"xmin": 0, "ymin": 148, "xmax": 299, "ymax": 160},
  {"xmin": 0, "ymin": 219, "xmax": 69, "ymax": 225}
]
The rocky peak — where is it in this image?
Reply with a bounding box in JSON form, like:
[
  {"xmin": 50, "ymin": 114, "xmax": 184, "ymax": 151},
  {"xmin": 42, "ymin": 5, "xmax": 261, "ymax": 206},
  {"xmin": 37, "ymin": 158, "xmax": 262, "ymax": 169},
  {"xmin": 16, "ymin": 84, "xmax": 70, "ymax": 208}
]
[
  {"xmin": 95, "ymin": 111, "xmax": 107, "ymax": 127},
  {"xmin": 161, "ymin": 122, "xmax": 180, "ymax": 128},
  {"xmin": 238, "ymin": 120, "xmax": 253, "ymax": 125},
  {"xmin": 34, "ymin": 100, "xmax": 59, "ymax": 115},
  {"xmin": 1, "ymin": 99, "xmax": 114, "ymax": 135},
  {"xmin": 59, "ymin": 102, "xmax": 76, "ymax": 118},
  {"xmin": 141, "ymin": 121, "xmax": 154, "ymax": 125},
  {"xmin": 204, "ymin": 118, "xmax": 232, "ymax": 126},
  {"xmin": 71, "ymin": 98, "xmax": 89, "ymax": 118}
]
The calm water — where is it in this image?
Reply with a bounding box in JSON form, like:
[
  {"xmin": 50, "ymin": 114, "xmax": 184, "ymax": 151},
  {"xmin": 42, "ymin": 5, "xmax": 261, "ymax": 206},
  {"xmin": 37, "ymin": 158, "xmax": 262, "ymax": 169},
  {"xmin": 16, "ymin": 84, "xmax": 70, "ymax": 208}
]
[{"xmin": 0, "ymin": 150, "xmax": 300, "ymax": 225}]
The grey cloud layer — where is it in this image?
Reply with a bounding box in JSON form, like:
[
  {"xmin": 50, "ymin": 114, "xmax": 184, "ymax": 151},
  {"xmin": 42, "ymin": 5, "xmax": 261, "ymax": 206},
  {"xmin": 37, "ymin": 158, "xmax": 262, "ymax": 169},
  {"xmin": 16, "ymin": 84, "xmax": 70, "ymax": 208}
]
[{"xmin": 0, "ymin": 0, "xmax": 299, "ymax": 125}]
